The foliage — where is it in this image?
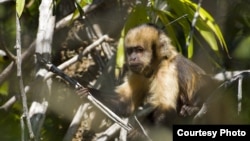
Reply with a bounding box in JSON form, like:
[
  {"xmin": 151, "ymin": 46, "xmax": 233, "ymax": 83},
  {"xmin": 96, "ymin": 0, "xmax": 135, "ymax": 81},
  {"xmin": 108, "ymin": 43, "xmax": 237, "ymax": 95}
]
[
  {"xmin": 0, "ymin": 0, "xmax": 250, "ymax": 140},
  {"xmin": 16, "ymin": 0, "xmax": 25, "ymax": 17},
  {"xmin": 115, "ymin": 0, "xmax": 228, "ymax": 77},
  {"xmin": 71, "ymin": 0, "xmax": 93, "ymax": 21},
  {"xmin": 0, "ymin": 105, "xmax": 21, "ymax": 140}
]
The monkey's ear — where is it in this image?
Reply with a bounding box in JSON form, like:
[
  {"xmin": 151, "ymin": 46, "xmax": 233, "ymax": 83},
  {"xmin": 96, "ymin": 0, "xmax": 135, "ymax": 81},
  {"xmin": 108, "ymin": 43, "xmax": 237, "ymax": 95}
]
[{"xmin": 158, "ymin": 33, "xmax": 177, "ymax": 59}]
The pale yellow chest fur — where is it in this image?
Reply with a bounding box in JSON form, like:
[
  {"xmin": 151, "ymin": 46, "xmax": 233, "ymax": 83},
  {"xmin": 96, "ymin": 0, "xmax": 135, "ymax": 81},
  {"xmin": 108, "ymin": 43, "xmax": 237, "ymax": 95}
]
[
  {"xmin": 115, "ymin": 73, "xmax": 150, "ymax": 112},
  {"xmin": 148, "ymin": 59, "xmax": 179, "ymax": 111},
  {"xmin": 116, "ymin": 58, "xmax": 179, "ymax": 113}
]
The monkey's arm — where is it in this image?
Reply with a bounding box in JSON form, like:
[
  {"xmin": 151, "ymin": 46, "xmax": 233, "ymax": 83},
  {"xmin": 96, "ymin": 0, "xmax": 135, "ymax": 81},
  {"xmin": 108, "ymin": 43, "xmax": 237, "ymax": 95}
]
[
  {"xmin": 76, "ymin": 87, "xmax": 132, "ymax": 117},
  {"xmin": 179, "ymin": 75, "xmax": 218, "ymax": 117},
  {"xmin": 176, "ymin": 55, "xmax": 219, "ymax": 117}
]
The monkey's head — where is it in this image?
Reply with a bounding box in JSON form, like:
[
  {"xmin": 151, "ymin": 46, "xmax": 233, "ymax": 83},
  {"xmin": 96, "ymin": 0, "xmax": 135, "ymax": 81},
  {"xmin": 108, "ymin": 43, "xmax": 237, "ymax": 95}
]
[{"xmin": 124, "ymin": 24, "xmax": 177, "ymax": 75}]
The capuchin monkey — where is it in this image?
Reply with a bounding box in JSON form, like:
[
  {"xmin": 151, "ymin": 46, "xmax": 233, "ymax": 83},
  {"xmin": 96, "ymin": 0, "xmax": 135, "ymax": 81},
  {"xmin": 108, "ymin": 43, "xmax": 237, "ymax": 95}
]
[{"xmin": 77, "ymin": 23, "xmax": 217, "ymax": 139}]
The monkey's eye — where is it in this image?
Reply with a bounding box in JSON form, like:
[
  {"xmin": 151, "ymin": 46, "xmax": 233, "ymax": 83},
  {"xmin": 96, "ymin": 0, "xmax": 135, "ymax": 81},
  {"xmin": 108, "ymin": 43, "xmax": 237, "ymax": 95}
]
[
  {"xmin": 126, "ymin": 48, "xmax": 133, "ymax": 54},
  {"xmin": 126, "ymin": 46, "xmax": 144, "ymax": 54},
  {"xmin": 135, "ymin": 46, "xmax": 144, "ymax": 53}
]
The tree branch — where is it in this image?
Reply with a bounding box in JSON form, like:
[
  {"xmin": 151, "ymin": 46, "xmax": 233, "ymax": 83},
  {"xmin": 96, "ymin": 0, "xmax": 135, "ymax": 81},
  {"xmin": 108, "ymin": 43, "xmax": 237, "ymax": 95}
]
[
  {"xmin": 15, "ymin": 12, "xmax": 35, "ymax": 140},
  {"xmin": 194, "ymin": 70, "xmax": 250, "ymax": 121},
  {"xmin": 44, "ymin": 34, "xmax": 111, "ymax": 81},
  {"xmin": 63, "ymin": 103, "xmax": 91, "ymax": 141}
]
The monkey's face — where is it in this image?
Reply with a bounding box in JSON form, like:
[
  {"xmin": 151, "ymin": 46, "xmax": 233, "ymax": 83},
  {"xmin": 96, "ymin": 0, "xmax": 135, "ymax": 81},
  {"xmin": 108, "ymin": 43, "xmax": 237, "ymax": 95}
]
[
  {"xmin": 124, "ymin": 25, "xmax": 159, "ymax": 74},
  {"xmin": 125, "ymin": 46, "xmax": 152, "ymax": 74}
]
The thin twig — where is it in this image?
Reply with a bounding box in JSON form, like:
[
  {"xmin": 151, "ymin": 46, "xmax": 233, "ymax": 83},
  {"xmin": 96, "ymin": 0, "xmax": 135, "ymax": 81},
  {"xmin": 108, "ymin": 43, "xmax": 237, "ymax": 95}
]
[
  {"xmin": 0, "ymin": 41, "xmax": 35, "ymax": 86},
  {"xmin": 167, "ymin": 14, "xmax": 188, "ymax": 26},
  {"xmin": 237, "ymin": 76, "xmax": 243, "ymax": 115},
  {"xmin": 44, "ymin": 35, "xmax": 111, "ymax": 80},
  {"xmin": 87, "ymin": 94, "xmax": 132, "ymax": 131},
  {"xmin": 0, "ymin": 31, "xmax": 16, "ymax": 60},
  {"xmin": 95, "ymin": 123, "xmax": 121, "ymax": 140},
  {"xmin": 15, "ymin": 13, "xmax": 35, "ymax": 140},
  {"xmin": 28, "ymin": 101, "xmax": 48, "ymax": 141},
  {"xmin": 119, "ymin": 118, "xmax": 129, "ymax": 141},
  {"xmin": 186, "ymin": 0, "xmax": 203, "ymax": 48},
  {"xmin": 20, "ymin": 115, "xmax": 25, "ymax": 141},
  {"xmin": 0, "ymin": 95, "xmax": 18, "ymax": 111},
  {"xmin": 63, "ymin": 103, "xmax": 91, "ymax": 141},
  {"xmin": 43, "ymin": 62, "xmax": 132, "ymax": 131},
  {"xmin": 0, "ymin": 0, "xmax": 13, "ymax": 3},
  {"xmin": 134, "ymin": 116, "xmax": 152, "ymax": 141},
  {"xmin": 0, "ymin": 35, "xmax": 111, "ymax": 111},
  {"xmin": 194, "ymin": 71, "xmax": 250, "ymax": 120}
]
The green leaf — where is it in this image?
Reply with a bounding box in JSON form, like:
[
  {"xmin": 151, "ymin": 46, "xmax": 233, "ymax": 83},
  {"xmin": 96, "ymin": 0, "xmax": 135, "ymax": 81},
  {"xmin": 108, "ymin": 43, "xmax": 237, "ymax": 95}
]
[
  {"xmin": 71, "ymin": 0, "xmax": 88, "ymax": 21},
  {"xmin": 233, "ymin": 35, "xmax": 250, "ymax": 60},
  {"xmin": 115, "ymin": 30, "xmax": 125, "ymax": 78},
  {"xmin": 187, "ymin": 36, "xmax": 194, "ymax": 58},
  {"xmin": 153, "ymin": 8, "xmax": 181, "ymax": 50},
  {"xmin": 0, "ymin": 81, "xmax": 8, "ymax": 96},
  {"xmin": 75, "ymin": 0, "xmax": 85, "ymax": 17},
  {"xmin": 16, "ymin": 0, "xmax": 25, "ymax": 17},
  {"xmin": 123, "ymin": 4, "xmax": 150, "ymax": 32},
  {"xmin": 184, "ymin": 0, "xmax": 228, "ymax": 54},
  {"xmin": 166, "ymin": 0, "xmax": 228, "ymax": 56},
  {"xmin": 116, "ymin": 29, "xmax": 125, "ymax": 70},
  {"xmin": 195, "ymin": 21, "xmax": 218, "ymax": 51}
]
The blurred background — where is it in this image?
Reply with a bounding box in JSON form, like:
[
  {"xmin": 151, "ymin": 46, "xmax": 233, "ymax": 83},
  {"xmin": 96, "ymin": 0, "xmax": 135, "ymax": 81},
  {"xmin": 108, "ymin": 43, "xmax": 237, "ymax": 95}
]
[{"xmin": 0, "ymin": 0, "xmax": 250, "ymax": 140}]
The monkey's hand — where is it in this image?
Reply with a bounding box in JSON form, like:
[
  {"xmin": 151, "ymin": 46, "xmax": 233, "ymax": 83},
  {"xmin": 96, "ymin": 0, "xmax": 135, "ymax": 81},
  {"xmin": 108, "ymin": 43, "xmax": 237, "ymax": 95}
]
[
  {"xmin": 179, "ymin": 105, "xmax": 200, "ymax": 117},
  {"xmin": 76, "ymin": 87, "xmax": 89, "ymax": 98}
]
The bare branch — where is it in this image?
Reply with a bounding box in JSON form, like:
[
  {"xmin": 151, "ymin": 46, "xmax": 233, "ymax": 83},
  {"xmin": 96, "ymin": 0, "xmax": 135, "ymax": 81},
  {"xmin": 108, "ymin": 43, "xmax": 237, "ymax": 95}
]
[
  {"xmin": 95, "ymin": 123, "xmax": 121, "ymax": 140},
  {"xmin": 44, "ymin": 35, "xmax": 111, "ymax": 80},
  {"xmin": 15, "ymin": 12, "xmax": 35, "ymax": 140},
  {"xmin": 42, "ymin": 62, "xmax": 132, "ymax": 131},
  {"xmin": 0, "ymin": 24, "xmax": 110, "ymax": 112},
  {"xmin": 133, "ymin": 116, "xmax": 152, "ymax": 141},
  {"xmin": 194, "ymin": 70, "xmax": 250, "ymax": 121},
  {"xmin": 0, "ymin": 95, "xmax": 18, "ymax": 111},
  {"xmin": 213, "ymin": 70, "xmax": 250, "ymax": 81},
  {"xmin": 0, "ymin": 31, "xmax": 16, "ymax": 61},
  {"xmin": 31, "ymin": 0, "xmax": 56, "ymax": 140},
  {"xmin": 28, "ymin": 101, "xmax": 48, "ymax": 141},
  {"xmin": 0, "ymin": 61, "xmax": 15, "ymax": 86},
  {"xmin": 119, "ymin": 118, "xmax": 129, "ymax": 141},
  {"xmin": 20, "ymin": 115, "xmax": 25, "ymax": 141},
  {"xmin": 63, "ymin": 103, "xmax": 91, "ymax": 141},
  {"xmin": 0, "ymin": 41, "xmax": 36, "ymax": 86},
  {"xmin": 0, "ymin": 85, "xmax": 30, "ymax": 111},
  {"xmin": 186, "ymin": 0, "xmax": 203, "ymax": 48},
  {"xmin": 237, "ymin": 76, "xmax": 243, "ymax": 115},
  {"xmin": 0, "ymin": 0, "xmax": 107, "ymax": 112},
  {"xmin": 0, "ymin": 0, "xmax": 13, "ymax": 3}
]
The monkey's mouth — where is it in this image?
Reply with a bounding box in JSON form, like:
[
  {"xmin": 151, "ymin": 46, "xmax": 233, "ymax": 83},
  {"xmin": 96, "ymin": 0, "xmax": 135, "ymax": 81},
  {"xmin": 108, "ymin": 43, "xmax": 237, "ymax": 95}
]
[{"xmin": 129, "ymin": 64, "xmax": 143, "ymax": 73}]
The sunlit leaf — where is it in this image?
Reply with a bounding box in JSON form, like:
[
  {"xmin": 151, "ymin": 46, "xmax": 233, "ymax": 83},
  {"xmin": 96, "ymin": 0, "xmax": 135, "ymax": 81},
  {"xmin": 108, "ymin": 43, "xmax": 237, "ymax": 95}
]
[
  {"xmin": 196, "ymin": 22, "xmax": 218, "ymax": 52},
  {"xmin": 71, "ymin": 0, "xmax": 89, "ymax": 21},
  {"xmin": 123, "ymin": 4, "xmax": 150, "ymax": 32},
  {"xmin": 0, "ymin": 81, "xmax": 8, "ymax": 96},
  {"xmin": 187, "ymin": 36, "xmax": 194, "ymax": 58},
  {"xmin": 115, "ymin": 29, "xmax": 125, "ymax": 78},
  {"xmin": 16, "ymin": 0, "xmax": 25, "ymax": 17},
  {"xmin": 183, "ymin": 0, "xmax": 228, "ymax": 54},
  {"xmin": 84, "ymin": 0, "xmax": 92, "ymax": 4},
  {"xmin": 153, "ymin": 8, "xmax": 182, "ymax": 51},
  {"xmin": 233, "ymin": 35, "xmax": 250, "ymax": 59},
  {"xmin": 166, "ymin": 0, "xmax": 228, "ymax": 56}
]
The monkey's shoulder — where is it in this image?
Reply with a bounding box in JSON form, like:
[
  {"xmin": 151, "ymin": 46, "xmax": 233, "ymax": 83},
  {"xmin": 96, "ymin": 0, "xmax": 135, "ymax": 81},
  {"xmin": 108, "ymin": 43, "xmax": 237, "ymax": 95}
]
[
  {"xmin": 174, "ymin": 54, "xmax": 206, "ymax": 75},
  {"xmin": 157, "ymin": 54, "xmax": 210, "ymax": 89}
]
